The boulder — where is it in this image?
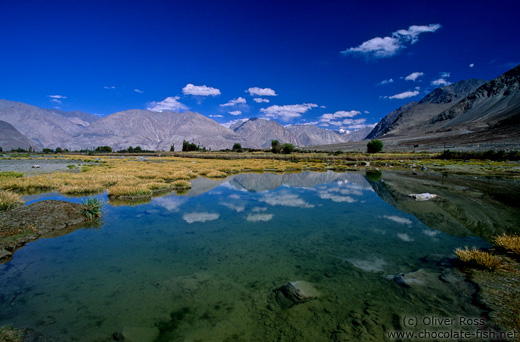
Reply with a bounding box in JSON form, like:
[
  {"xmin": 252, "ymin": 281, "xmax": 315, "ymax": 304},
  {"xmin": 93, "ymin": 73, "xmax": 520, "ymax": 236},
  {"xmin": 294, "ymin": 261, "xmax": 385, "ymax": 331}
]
[
  {"xmin": 274, "ymin": 281, "xmax": 319, "ymax": 308},
  {"xmin": 408, "ymin": 193, "xmax": 437, "ymax": 201}
]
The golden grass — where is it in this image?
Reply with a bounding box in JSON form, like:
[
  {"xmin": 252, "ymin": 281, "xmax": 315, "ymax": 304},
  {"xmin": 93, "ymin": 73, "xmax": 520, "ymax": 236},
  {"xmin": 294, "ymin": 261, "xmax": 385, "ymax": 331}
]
[
  {"xmin": 0, "ymin": 190, "xmax": 24, "ymax": 211},
  {"xmin": 494, "ymin": 234, "xmax": 520, "ymax": 255},
  {"xmin": 455, "ymin": 246, "xmax": 502, "ymax": 270},
  {"xmin": 172, "ymin": 179, "xmax": 191, "ymax": 189}
]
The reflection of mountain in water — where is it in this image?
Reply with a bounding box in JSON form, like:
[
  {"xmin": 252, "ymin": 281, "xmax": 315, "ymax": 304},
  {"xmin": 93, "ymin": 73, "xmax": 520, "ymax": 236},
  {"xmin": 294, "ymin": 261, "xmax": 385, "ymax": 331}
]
[
  {"xmin": 228, "ymin": 171, "xmax": 372, "ymax": 192},
  {"xmin": 368, "ymin": 172, "xmax": 520, "ymax": 241}
]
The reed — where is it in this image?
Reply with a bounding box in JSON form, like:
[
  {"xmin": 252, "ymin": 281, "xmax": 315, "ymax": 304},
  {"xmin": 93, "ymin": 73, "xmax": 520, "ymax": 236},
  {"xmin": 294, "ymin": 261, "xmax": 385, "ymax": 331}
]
[
  {"xmin": 494, "ymin": 234, "xmax": 520, "ymax": 255},
  {"xmin": 0, "ymin": 190, "xmax": 24, "ymax": 211},
  {"xmin": 455, "ymin": 246, "xmax": 502, "ymax": 270}
]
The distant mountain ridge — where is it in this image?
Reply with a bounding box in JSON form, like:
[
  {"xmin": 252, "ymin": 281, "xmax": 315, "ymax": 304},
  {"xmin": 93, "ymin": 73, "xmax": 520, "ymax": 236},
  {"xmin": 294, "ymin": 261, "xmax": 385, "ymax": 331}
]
[
  {"xmin": 366, "ymin": 79, "xmax": 487, "ymax": 139},
  {"xmin": 0, "ymin": 120, "xmax": 39, "ymax": 151}
]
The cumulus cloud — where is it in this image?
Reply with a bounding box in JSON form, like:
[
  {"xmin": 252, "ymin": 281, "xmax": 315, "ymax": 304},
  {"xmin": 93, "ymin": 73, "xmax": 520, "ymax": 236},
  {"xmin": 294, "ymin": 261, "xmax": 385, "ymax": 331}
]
[
  {"xmin": 220, "ymin": 119, "xmax": 242, "ymax": 128},
  {"xmin": 387, "ymin": 90, "xmax": 420, "ymax": 99},
  {"xmin": 253, "ymin": 98, "xmax": 270, "ymax": 103},
  {"xmin": 260, "ymin": 103, "xmax": 317, "ymax": 121},
  {"xmin": 405, "ymin": 72, "xmax": 424, "ymax": 81},
  {"xmin": 469, "ymin": 63, "xmax": 475, "ymax": 68},
  {"xmin": 246, "ymin": 213, "xmax": 273, "ymax": 222},
  {"xmin": 260, "ymin": 192, "xmax": 314, "ymax": 208},
  {"xmin": 247, "ymin": 87, "xmax": 277, "ymax": 96},
  {"xmin": 228, "ymin": 110, "xmax": 242, "ymax": 116},
  {"xmin": 431, "ymin": 72, "xmax": 451, "ymax": 87},
  {"xmin": 220, "ymin": 97, "xmax": 246, "ymax": 107},
  {"xmin": 378, "ymin": 78, "xmax": 394, "ymax": 85},
  {"xmin": 147, "ymin": 96, "xmax": 188, "ymax": 112},
  {"xmin": 182, "ymin": 212, "xmax": 220, "ymax": 223},
  {"xmin": 320, "ymin": 110, "xmax": 361, "ymax": 123},
  {"xmin": 183, "ymin": 83, "xmax": 221, "ymax": 96},
  {"xmin": 134, "ymin": 89, "xmax": 143, "ymax": 93},
  {"xmin": 342, "ymin": 24, "xmax": 441, "ymax": 59}
]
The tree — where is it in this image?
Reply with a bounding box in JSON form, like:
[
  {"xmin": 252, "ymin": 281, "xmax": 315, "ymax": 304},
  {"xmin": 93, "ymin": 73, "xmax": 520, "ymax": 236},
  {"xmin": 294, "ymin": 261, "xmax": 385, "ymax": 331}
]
[
  {"xmin": 367, "ymin": 139, "xmax": 383, "ymax": 153},
  {"xmin": 95, "ymin": 146, "xmax": 112, "ymax": 153},
  {"xmin": 42, "ymin": 148, "xmax": 53, "ymax": 153},
  {"xmin": 0, "ymin": 146, "xmax": 3, "ymax": 152},
  {"xmin": 271, "ymin": 140, "xmax": 281, "ymax": 154},
  {"xmin": 55, "ymin": 147, "xmax": 63, "ymax": 153},
  {"xmin": 170, "ymin": 144, "xmax": 175, "ymax": 152},
  {"xmin": 281, "ymin": 143, "xmax": 295, "ymax": 154},
  {"xmin": 232, "ymin": 143, "xmax": 243, "ymax": 152}
]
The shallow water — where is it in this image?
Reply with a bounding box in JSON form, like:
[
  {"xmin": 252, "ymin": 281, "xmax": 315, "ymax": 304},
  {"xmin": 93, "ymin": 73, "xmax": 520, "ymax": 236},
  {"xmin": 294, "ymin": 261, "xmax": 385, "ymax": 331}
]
[{"xmin": 1, "ymin": 171, "xmax": 517, "ymax": 341}]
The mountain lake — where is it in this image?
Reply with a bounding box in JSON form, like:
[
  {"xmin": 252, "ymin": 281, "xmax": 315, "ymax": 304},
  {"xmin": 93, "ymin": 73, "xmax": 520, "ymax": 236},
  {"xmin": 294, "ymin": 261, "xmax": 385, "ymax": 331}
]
[{"xmin": 1, "ymin": 171, "xmax": 519, "ymax": 341}]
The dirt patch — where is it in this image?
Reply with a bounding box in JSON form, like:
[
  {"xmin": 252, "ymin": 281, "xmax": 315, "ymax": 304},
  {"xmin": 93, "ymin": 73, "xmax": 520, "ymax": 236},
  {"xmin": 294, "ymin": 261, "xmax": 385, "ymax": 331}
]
[{"xmin": 0, "ymin": 200, "xmax": 91, "ymax": 263}]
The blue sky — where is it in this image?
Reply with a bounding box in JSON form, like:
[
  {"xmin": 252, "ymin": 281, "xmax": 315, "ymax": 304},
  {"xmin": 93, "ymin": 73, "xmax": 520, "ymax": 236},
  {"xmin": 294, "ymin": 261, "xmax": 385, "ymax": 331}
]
[{"xmin": 1, "ymin": 0, "xmax": 519, "ymax": 132}]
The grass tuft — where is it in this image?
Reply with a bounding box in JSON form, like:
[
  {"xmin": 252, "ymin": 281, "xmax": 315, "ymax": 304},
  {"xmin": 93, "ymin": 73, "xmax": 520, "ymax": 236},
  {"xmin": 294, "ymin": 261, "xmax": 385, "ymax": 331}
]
[
  {"xmin": 0, "ymin": 190, "xmax": 24, "ymax": 212},
  {"xmin": 82, "ymin": 197, "xmax": 104, "ymax": 220},
  {"xmin": 0, "ymin": 325, "xmax": 25, "ymax": 342},
  {"xmin": 172, "ymin": 179, "xmax": 191, "ymax": 189},
  {"xmin": 494, "ymin": 234, "xmax": 520, "ymax": 255},
  {"xmin": 455, "ymin": 246, "xmax": 502, "ymax": 270}
]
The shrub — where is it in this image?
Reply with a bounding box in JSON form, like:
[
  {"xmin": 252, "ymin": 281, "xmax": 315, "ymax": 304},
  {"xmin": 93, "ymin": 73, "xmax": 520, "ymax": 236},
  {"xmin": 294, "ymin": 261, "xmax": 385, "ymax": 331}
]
[
  {"xmin": 367, "ymin": 139, "xmax": 383, "ymax": 153},
  {"xmin": 455, "ymin": 246, "xmax": 502, "ymax": 270},
  {"xmin": 232, "ymin": 143, "xmax": 243, "ymax": 152},
  {"xmin": 281, "ymin": 143, "xmax": 295, "ymax": 154},
  {"xmin": 82, "ymin": 197, "xmax": 104, "ymax": 220},
  {"xmin": 494, "ymin": 234, "xmax": 520, "ymax": 255},
  {"xmin": 170, "ymin": 144, "xmax": 175, "ymax": 152},
  {"xmin": 271, "ymin": 140, "xmax": 281, "ymax": 154}
]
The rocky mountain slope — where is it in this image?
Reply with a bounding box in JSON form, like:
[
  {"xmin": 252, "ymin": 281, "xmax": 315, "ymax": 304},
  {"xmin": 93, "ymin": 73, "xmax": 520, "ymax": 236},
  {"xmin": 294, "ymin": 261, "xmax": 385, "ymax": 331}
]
[
  {"xmin": 367, "ymin": 79, "xmax": 487, "ymax": 139},
  {"xmin": 0, "ymin": 100, "xmax": 99, "ymax": 148},
  {"xmin": 231, "ymin": 118, "xmax": 300, "ymax": 148},
  {"xmin": 0, "ymin": 120, "xmax": 39, "ymax": 151},
  {"xmin": 63, "ymin": 110, "xmax": 247, "ymax": 151}
]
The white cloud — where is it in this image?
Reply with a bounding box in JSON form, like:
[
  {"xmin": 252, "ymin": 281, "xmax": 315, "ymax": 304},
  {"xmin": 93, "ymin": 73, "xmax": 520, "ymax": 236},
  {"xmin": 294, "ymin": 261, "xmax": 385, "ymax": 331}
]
[
  {"xmin": 431, "ymin": 79, "xmax": 451, "ymax": 86},
  {"xmin": 318, "ymin": 191, "xmax": 356, "ymax": 203},
  {"xmin": 228, "ymin": 110, "xmax": 242, "ymax": 116},
  {"xmin": 384, "ymin": 215, "xmax": 412, "ymax": 225},
  {"xmin": 104, "ymin": 86, "xmax": 115, "ymax": 89},
  {"xmin": 220, "ymin": 119, "xmax": 242, "ymax": 128},
  {"xmin": 154, "ymin": 197, "xmax": 186, "ymax": 212},
  {"xmin": 147, "ymin": 96, "xmax": 188, "ymax": 112},
  {"xmin": 388, "ymin": 90, "xmax": 420, "ymax": 99},
  {"xmin": 252, "ymin": 207, "xmax": 267, "ymax": 212},
  {"xmin": 134, "ymin": 89, "xmax": 143, "ymax": 93},
  {"xmin": 48, "ymin": 95, "xmax": 67, "ymax": 99},
  {"xmin": 253, "ymin": 98, "xmax": 270, "ymax": 103},
  {"xmin": 209, "ymin": 114, "xmax": 223, "ymax": 118},
  {"xmin": 405, "ymin": 72, "xmax": 424, "ymax": 81},
  {"xmin": 423, "ymin": 229, "xmax": 440, "ymax": 237},
  {"xmin": 342, "ymin": 24, "xmax": 441, "ymax": 58},
  {"xmin": 440, "ymin": 72, "xmax": 450, "ymax": 78},
  {"xmin": 183, "ymin": 83, "xmax": 221, "ymax": 96},
  {"xmin": 182, "ymin": 212, "xmax": 220, "ymax": 223},
  {"xmin": 260, "ymin": 103, "xmax": 317, "ymax": 121},
  {"xmin": 469, "ymin": 63, "xmax": 475, "ymax": 68},
  {"xmin": 378, "ymin": 78, "xmax": 394, "ymax": 85},
  {"xmin": 260, "ymin": 192, "xmax": 314, "ymax": 208},
  {"xmin": 220, "ymin": 97, "xmax": 246, "ymax": 107},
  {"xmin": 51, "ymin": 98, "xmax": 62, "ymax": 104},
  {"xmin": 320, "ymin": 110, "xmax": 361, "ymax": 123},
  {"xmin": 246, "ymin": 213, "xmax": 273, "ymax": 222},
  {"xmin": 247, "ymin": 87, "xmax": 277, "ymax": 96}
]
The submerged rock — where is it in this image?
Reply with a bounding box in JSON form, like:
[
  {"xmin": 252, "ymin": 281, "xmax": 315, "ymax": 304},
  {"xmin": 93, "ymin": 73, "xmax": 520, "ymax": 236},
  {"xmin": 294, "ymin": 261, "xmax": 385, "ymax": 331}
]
[{"xmin": 274, "ymin": 281, "xmax": 319, "ymax": 308}]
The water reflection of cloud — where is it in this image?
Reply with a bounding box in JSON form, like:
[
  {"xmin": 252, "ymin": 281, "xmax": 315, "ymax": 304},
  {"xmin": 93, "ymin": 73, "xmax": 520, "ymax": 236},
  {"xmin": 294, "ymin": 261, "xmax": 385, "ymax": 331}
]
[
  {"xmin": 220, "ymin": 202, "xmax": 245, "ymax": 212},
  {"xmin": 384, "ymin": 215, "xmax": 412, "ymax": 225},
  {"xmin": 229, "ymin": 194, "xmax": 241, "ymax": 199},
  {"xmin": 423, "ymin": 229, "xmax": 440, "ymax": 237},
  {"xmin": 182, "ymin": 212, "xmax": 220, "ymax": 223},
  {"xmin": 346, "ymin": 257, "xmax": 387, "ymax": 273},
  {"xmin": 154, "ymin": 197, "xmax": 187, "ymax": 212},
  {"xmin": 246, "ymin": 213, "xmax": 274, "ymax": 222},
  {"xmin": 397, "ymin": 233, "xmax": 414, "ymax": 242},
  {"xmin": 260, "ymin": 192, "xmax": 314, "ymax": 208},
  {"xmin": 252, "ymin": 207, "xmax": 267, "ymax": 212},
  {"xmin": 318, "ymin": 190, "xmax": 356, "ymax": 203}
]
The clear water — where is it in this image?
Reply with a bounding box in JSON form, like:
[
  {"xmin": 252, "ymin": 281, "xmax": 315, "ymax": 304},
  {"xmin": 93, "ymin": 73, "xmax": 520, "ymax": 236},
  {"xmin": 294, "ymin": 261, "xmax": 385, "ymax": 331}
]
[{"xmin": 0, "ymin": 171, "xmax": 508, "ymax": 341}]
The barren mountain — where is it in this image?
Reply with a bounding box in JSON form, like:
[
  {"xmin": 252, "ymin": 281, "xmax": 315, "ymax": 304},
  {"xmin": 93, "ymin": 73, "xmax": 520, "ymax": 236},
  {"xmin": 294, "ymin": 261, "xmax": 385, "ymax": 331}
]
[
  {"xmin": 0, "ymin": 120, "xmax": 39, "ymax": 151},
  {"xmin": 367, "ymin": 79, "xmax": 487, "ymax": 139},
  {"xmin": 232, "ymin": 118, "xmax": 301, "ymax": 148},
  {"xmin": 285, "ymin": 124, "xmax": 347, "ymax": 146},
  {"xmin": 63, "ymin": 110, "xmax": 247, "ymax": 151},
  {"xmin": 0, "ymin": 100, "xmax": 99, "ymax": 148}
]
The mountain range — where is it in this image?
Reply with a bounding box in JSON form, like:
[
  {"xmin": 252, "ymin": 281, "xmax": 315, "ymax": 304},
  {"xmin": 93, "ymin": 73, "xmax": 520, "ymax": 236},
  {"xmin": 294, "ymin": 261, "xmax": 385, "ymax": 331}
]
[{"xmin": 0, "ymin": 64, "xmax": 518, "ymax": 152}]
